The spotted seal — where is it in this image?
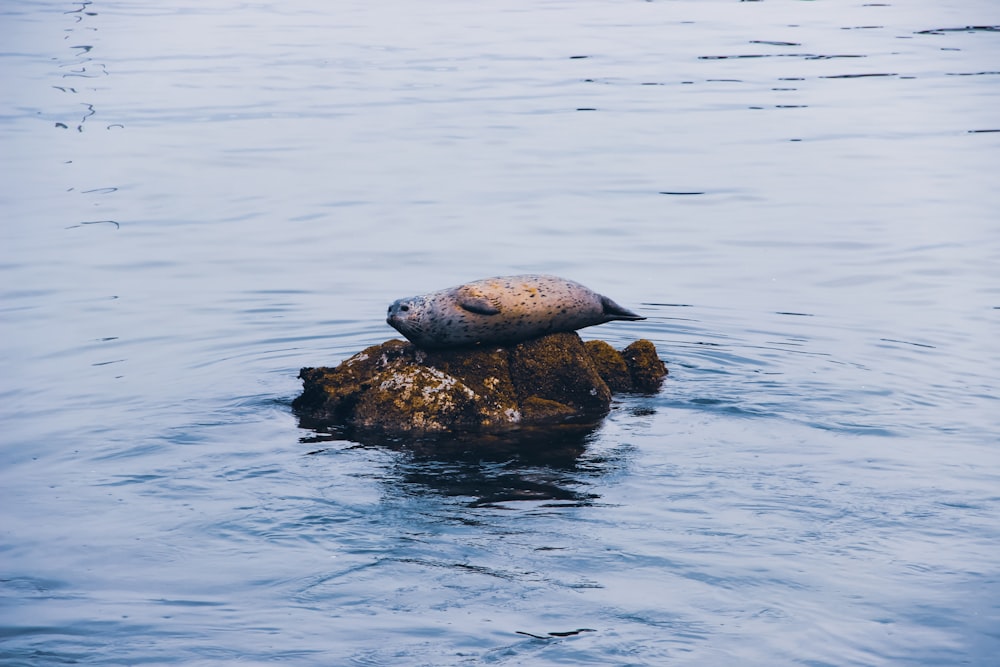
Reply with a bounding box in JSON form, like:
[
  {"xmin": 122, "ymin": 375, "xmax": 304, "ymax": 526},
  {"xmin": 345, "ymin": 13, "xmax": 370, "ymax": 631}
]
[{"xmin": 386, "ymin": 274, "xmax": 645, "ymax": 349}]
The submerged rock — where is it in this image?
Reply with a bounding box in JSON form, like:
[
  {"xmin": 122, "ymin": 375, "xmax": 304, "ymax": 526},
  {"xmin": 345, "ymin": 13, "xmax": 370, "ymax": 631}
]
[{"xmin": 293, "ymin": 332, "xmax": 666, "ymax": 436}]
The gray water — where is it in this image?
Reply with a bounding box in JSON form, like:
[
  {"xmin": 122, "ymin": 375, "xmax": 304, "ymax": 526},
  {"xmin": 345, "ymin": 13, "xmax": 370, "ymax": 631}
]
[{"xmin": 2, "ymin": 1, "xmax": 999, "ymax": 665}]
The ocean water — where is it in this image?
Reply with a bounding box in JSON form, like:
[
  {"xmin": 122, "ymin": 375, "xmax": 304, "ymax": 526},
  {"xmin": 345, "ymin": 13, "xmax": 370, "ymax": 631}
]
[{"xmin": 2, "ymin": 1, "xmax": 999, "ymax": 665}]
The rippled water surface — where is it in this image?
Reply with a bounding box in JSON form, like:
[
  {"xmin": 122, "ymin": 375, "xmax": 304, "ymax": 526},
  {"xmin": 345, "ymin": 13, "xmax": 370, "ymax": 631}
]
[{"xmin": 3, "ymin": 1, "xmax": 999, "ymax": 665}]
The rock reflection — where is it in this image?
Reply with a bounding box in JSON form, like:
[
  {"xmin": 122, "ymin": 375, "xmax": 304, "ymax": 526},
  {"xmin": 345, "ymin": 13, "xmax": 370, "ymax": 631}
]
[{"xmin": 300, "ymin": 421, "xmax": 632, "ymax": 507}]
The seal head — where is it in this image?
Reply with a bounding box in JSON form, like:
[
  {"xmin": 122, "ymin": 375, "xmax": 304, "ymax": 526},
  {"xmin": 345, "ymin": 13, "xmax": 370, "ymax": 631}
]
[{"xmin": 386, "ymin": 274, "xmax": 645, "ymax": 349}]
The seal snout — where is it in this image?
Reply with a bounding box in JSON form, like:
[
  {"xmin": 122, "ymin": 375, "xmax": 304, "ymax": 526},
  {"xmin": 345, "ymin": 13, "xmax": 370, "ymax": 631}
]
[{"xmin": 387, "ymin": 298, "xmax": 419, "ymax": 336}]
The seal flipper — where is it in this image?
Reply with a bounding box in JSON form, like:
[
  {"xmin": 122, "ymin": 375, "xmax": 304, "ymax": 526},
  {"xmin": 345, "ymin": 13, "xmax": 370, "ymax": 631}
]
[
  {"xmin": 600, "ymin": 295, "xmax": 645, "ymax": 321},
  {"xmin": 458, "ymin": 295, "xmax": 502, "ymax": 316}
]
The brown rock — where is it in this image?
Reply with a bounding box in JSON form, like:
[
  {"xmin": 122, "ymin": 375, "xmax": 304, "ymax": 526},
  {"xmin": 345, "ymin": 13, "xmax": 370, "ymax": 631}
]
[
  {"xmin": 292, "ymin": 333, "xmax": 667, "ymax": 435},
  {"xmin": 622, "ymin": 339, "xmax": 669, "ymax": 393},
  {"xmin": 509, "ymin": 333, "xmax": 611, "ymax": 417},
  {"xmin": 584, "ymin": 339, "xmax": 633, "ymax": 392}
]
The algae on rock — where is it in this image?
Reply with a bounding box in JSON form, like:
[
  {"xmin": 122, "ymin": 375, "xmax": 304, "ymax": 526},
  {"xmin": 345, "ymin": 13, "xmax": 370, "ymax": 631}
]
[{"xmin": 293, "ymin": 331, "xmax": 666, "ymax": 436}]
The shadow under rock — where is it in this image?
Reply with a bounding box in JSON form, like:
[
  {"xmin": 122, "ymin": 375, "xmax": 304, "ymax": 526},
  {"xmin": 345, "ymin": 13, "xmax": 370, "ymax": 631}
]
[{"xmin": 300, "ymin": 421, "xmax": 629, "ymax": 507}]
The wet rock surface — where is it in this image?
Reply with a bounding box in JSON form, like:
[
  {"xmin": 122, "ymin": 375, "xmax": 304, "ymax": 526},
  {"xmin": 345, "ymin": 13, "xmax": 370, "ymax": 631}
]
[{"xmin": 293, "ymin": 332, "xmax": 666, "ymax": 436}]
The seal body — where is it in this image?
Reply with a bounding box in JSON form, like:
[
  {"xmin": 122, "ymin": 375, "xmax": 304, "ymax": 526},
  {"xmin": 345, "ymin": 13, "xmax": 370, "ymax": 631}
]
[{"xmin": 386, "ymin": 274, "xmax": 645, "ymax": 349}]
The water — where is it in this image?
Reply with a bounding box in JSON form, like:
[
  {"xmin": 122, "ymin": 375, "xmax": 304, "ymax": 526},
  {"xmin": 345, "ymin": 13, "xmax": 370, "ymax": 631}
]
[{"xmin": 2, "ymin": 0, "xmax": 999, "ymax": 664}]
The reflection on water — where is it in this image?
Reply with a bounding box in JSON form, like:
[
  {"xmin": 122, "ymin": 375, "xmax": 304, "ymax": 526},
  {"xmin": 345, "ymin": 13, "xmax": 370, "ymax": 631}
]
[{"xmin": 301, "ymin": 421, "xmax": 631, "ymax": 507}]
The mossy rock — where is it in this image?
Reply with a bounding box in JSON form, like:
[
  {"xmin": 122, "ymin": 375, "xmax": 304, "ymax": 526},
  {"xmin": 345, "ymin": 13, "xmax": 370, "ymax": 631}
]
[
  {"xmin": 621, "ymin": 339, "xmax": 667, "ymax": 393},
  {"xmin": 509, "ymin": 333, "xmax": 611, "ymax": 416},
  {"xmin": 584, "ymin": 340, "xmax": 633, "ymax": 392},
  {"xmin": 293, "ymin": 332, "xmax": 667, "ymax": 436}
]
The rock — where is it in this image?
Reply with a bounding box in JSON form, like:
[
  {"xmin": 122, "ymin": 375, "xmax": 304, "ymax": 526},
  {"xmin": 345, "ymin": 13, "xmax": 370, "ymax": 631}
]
[
  {"xmin": 508, "ymin": 333, "xmax": 612, "ymax": 418},
  {"xmin": 583, "ymin": 340, "xmax": 633, "ymax": 392},
  {"xmin": 293, "ymin": 332, "xmax": 666, "ymax": 436},
  {"xmin": 621, "ymin": 339, "xmax": 668, "ymax": 394}
]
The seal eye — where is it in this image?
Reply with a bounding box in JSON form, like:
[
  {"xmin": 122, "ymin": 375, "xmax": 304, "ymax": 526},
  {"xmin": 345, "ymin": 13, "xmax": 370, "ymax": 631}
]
[{"xmin": 400, "ymin": 305, "xmax": 409, "ymax": 312}]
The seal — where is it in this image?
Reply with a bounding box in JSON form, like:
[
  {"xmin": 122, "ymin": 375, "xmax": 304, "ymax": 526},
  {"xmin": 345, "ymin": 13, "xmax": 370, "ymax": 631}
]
[{"xmin": 386, "ymin": 274, "xmax": 645, "ymax": 349}]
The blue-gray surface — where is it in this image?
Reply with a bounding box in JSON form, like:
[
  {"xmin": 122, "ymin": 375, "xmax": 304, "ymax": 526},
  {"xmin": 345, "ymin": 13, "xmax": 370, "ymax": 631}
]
[{"xmin": 2, "ymin": 1, "xmax": 999, "ymax": 665}]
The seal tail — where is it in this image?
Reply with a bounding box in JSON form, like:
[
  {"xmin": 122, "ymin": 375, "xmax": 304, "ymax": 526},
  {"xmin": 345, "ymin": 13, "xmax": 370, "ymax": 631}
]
[{"xmin": 600, "ymin": 296, "xmax": 646, "ymax": 322}]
